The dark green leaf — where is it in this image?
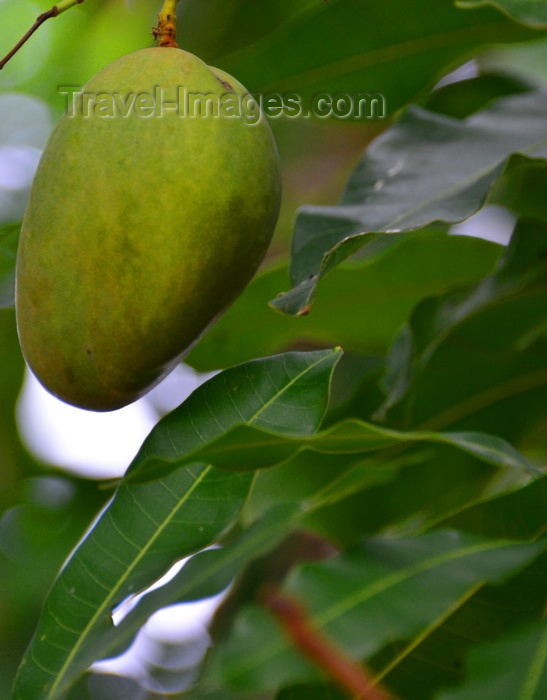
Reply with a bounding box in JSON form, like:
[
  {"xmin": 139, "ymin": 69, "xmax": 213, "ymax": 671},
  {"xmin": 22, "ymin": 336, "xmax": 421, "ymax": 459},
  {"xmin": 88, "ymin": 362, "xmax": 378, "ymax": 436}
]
[
  {"xmin": 378, "ymin": 219, "xmax": 547, "ymax": 429},
  {"xmin": 129, "ymin": 349, "xmax": 341, "ymax": 482},
  {"xmin": 369, "ymin": 554, "xmax": 546, "ymax": 698},
  {"xmin": 188, "ymin": 230, "xmax": 501, "ymax": 371},
  {"xmin": 183, "ymin": 0, "xmax": 543, "ymax": 114},
  {"xmin": 490, "ymin": 154, "xmax": 547, "ymax": 221},
  {"xmin": 435, "ymin": 473, "xmax": 547, "ymax": 539},
  {"xmin": 66, "ymin": 673, "xmax": 148, "ymax": 700},
  {"xmin": 437, "ymin": 621, "xmax": 547, "ymax": 699},
  {"xmin": 14, "ymin": 466, "xmax": 252, "ymax": 700},
  {"xmin": 424, "ymin": 72, "xmax": 533, "ymax": 119},
  {"xmin": 458, "ymin": 0, "xmax": 547, "ymax": 27},
  {"xmin": 13, "ymin": 350, "xmax": 340, "ymax": 700},
  {"xmin": 207, "ymin": 532, "xmax": 544, "ymax": 693},
  {"xmin": 130, "ymin": 413, "xmax": 538, "ymax": 484},
  {"xmin": 276, "ymin": 683, "xmax": 346, "ymax": 700},
  {"xmin": 271, "ymin": 91, "xmax": 547, "ymax": 315},
  {"xmin": 94, "ymin": 503, "xmax": 300, "ymax": 665}
]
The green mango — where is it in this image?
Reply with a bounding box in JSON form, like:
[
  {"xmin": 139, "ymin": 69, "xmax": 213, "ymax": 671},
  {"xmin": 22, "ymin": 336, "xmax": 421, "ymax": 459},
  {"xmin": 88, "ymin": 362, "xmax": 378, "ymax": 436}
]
[{"xmin": 16, "ymin": 47, "xmax": 281, "ymax": 411}]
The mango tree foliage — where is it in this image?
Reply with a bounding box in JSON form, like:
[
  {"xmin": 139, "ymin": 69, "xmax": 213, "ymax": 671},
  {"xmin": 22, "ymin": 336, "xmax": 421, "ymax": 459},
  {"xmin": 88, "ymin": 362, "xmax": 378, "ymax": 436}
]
[{"xmin": 0, "ymin": 1, "xmax": 546, "ymax": 699}]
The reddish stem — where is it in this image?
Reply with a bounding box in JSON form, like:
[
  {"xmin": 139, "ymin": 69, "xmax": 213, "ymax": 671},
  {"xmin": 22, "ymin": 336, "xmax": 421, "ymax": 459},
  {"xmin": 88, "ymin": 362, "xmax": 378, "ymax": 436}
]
[{"xmin": 262, "ymin": 587, "xmax": 391, "ymax": 700}]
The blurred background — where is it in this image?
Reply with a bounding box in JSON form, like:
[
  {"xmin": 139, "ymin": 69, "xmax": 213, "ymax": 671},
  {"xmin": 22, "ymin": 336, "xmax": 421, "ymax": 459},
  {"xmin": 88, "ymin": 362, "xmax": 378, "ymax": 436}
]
[{"xmin": 1, "ymin": 0, "xmax": 547, "ymax": 695}]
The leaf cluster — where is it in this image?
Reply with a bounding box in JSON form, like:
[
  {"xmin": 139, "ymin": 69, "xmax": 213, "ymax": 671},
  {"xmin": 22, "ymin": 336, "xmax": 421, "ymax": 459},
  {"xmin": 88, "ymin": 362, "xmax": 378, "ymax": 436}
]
[{"xmin": 1, "ymin": 1, "xmax": 546, "ymax": 699}]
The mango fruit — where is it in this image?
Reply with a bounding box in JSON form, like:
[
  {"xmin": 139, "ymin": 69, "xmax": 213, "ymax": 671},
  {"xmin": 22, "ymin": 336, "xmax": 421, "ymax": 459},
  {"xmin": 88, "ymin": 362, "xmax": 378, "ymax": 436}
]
[{"xmin": 16, "ymin": 47, "xmax": 281, "ymax": 411}]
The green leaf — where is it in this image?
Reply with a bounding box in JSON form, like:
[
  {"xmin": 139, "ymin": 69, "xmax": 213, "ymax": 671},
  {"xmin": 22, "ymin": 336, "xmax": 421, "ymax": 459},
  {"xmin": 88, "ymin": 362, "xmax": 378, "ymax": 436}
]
[
  {"xmin": 55, "ymin": 503, "xmax": 301, "ymax": 688},
  {"xmin": 0, "ymin": 223, "xmax": 20, "ymax": 308},
  {"xmin": 436, "ymin": 473, "xmax": 547, "ymax": 539},
  {"xmin": 14, "ymin": 467, "xmax": 252, "ymax": 700},
  {"xmin": 13, "ymin": 350, "xmax": 340, "ymax": 700},
  {"xmin": 365, "ymin": 478, "xmax": 547, "ymax": 697},
  {"xmin": 423, "ymin": 71, "xmax": 533, "ymax": 119},
  {"xmin": 458, "ymin": 0, "xmax": 547, "ymax": 27},
  {"xmin": 188, "ymin": 230, "xmax": 501, "ymax": 371},
  {"xmin": 491, "ymin": 154, "xmax": 547, "ymax": 222},
  {"xmin": 369, "ymin": 553, "xmax": 546, "ymax": 698},
  {"xmin": 276, "ymin": 684, "xmax": 346, "ymax": 700},
  {"xmin": 271, "ymin": 90, "xmax": 547, "ymax": 315},
  {"xmin": 129, "ymin": 412, "xmax": 538, "ymax": 484},
  {"xmin": 482, "ymin": 37, "xmax": 547, "ymax": 87},
  {"xmin": 207, "ymin": 532, "xmax": 545, "ymax": 693},
  {"xmin": 437, "ymin": 621, "xmax": 547, "ymax": 699},
  {"xmin": 65, "ymin": 673, "xmax": 147, "ymax": 700},
  {"xmin": 182, "ymin": 0, "xmax": 543, "ymax": 115},
  {"xmin": 378, "ymin": 218, "xmax": 547, "ymax": 428},
  {"xmin": 128, "ymin": 348, "xmax": 341, "ymax": 481}
]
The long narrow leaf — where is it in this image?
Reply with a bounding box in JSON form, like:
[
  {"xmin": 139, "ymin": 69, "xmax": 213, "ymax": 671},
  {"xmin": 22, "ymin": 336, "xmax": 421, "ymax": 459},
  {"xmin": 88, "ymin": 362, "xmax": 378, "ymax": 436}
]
[
  {"xmin": 13, "ymin": 350, "xmax": 341, "ymax": 700},
  {"xmin": 129, "ymin": 416, "xmax": 538, "ymax": 483},
  {"xmin": 458, "ymin": 0, "xmax": 547, "ymax": 27},
  {"xmin": 207, "ymin": 531, "xmax": 544, "ymax": 693},
  {"xmin": 437, "ymin": 621, "xmax": 547, "ymax": 699},
  {"xmin": 207, "ymin": 0, "xmax": 541, "ymax": 110}
]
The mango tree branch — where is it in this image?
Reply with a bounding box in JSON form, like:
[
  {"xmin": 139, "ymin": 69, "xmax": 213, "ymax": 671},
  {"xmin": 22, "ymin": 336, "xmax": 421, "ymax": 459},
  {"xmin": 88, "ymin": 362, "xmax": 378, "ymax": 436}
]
[
  {"xmin": 262, "ymin": 587, "xmax": 392, "ymax": 700},
  {"xmin": 152, "ymin": 0, "xmax": 180, "ymax": 47},
  {"xmin": 0, "ymin": 0, "xmax": 85, "ymax": 70}
]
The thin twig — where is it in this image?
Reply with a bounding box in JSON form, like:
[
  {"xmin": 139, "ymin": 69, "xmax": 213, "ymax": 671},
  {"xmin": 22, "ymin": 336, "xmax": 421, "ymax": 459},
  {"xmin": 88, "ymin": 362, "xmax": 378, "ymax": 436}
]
[
  {"xmin": 0, "ymin": 9, "xmax": 58, "ymax": 70},
  {"xmin": 0, "ymin": 0, "xmax": 85, "ymax": 70},
  {"xmin": 262, "ymin": 587, "xmax": 391, "ymax": 700}
]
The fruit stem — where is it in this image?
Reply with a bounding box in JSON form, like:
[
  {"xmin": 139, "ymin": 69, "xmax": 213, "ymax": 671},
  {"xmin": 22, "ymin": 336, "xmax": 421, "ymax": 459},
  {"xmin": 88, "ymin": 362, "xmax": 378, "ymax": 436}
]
[
  {"xmin": 0, "ymin": 0, "xmax": 85, "ymax": 70},
  {"xmin": 152, "ymin": 0, "xmax": 180, "ymax": 48}
]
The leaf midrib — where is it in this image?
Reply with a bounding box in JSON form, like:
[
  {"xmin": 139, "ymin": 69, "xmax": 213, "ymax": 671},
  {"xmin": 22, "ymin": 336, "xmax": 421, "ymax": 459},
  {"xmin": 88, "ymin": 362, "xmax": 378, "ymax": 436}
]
[
  {"xmin": 231, "ymin": 538, "xmax": 535, "ymax": 679},
  {"xmin": 235, "ymin": 20, "xmax": 530, "ymax": 95},
  {"xmin": 47, "ymin": 465, "xmax": 212, "ymax": 698},
  {"xmin": 46, "ymin": 350, "xmax": 337, "ymax": 698}
]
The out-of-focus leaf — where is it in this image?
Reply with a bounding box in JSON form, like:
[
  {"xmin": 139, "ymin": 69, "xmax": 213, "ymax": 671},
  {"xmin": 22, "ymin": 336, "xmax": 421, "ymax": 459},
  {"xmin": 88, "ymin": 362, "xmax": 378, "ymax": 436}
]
[
  {"xmin": 0, "ymin": 223, "xmax": 19, "ymax": 308},
  {"xmin": 378, "ymin": 219, "xmax": 547, "ymax": 429},
  {"xmin": 436, "ymin": 621, "xmax": 547, "ymax": 699},
  {"xmin": 181, "ymin": 0, "xmax": 543, "ymax": 114},
  {"xmin": 276, "ymin": 683, "xmax": 346, "ymax": 700},
  {"xmin": 365, "ymin": 475, "xmax": 547, "ymax": 697},
  {"xmin": 66, "ymin": 672, "xmax": 148, "ymax": 700},
  {"xmin": 458, "ymin": 0, "xmax": 547, "ymax": 27},
  {"xmin": 0, "ymin": 307, "xmax": 43, "ymax": 694},
  {"xmin": 0, "ymin": 3, "xmax": 55, "ymax": 91},
  {"xmin": 188, "ymin": 230, "xmax": 501, "ymax": 372},
  {"xmin": 301, "ymin": 446, "xmax": 511, "ymax": 546},
  {"xmin": 270, "ymin": 91, "xmax": 547, "ymax": 315},
  {"xmin": 424, "ymin": 72, "xmax": 533, "ymax": 119},
  {"xmin": 369, "ymin": 552, "xmax": 546, "ymax": 699},
  {"xmin": 490, "ymin": 154, "xmax": 547, "ymax": 221},
  {"xmin": 168, "ymin": 687, "xmax": 272, "ymax": 700},
  {"xmin": 207, "ymin": 532, "xmax": 544, "ymax": 693},
  {"xmin": 120, "ymin": 470, "xmax": 546, "ymax": 696},
  {"xmin": 0, "ymin": 93, "xmax": 51, "ymax": 224},
  {"xmin": 13, "ymin": 350, "xmax": 340, "ymax": 700},
  {"xmin": 436, "ymin": 473, "xmax": 547, "ymax": 539},
  {"xmin": 0, "ymin": 309, "xmax": 38, "ymax": 509},
  {"xmin": 482, "ymin": 38, "xmax": 547, "ymax": 87}
]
